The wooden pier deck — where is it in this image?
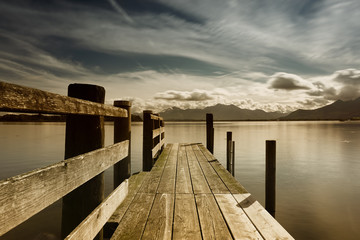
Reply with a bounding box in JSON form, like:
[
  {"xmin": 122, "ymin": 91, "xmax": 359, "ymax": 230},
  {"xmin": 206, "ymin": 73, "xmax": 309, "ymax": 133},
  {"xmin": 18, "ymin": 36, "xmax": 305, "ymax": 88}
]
[{"xmin": 107, "ymin": 143, "xmax": 294, "ymax": 240}]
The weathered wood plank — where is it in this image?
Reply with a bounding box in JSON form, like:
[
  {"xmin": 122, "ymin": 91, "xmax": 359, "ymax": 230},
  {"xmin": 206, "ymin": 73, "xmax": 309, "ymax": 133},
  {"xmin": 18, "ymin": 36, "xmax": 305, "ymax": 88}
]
[
  {"xmin": 110, "ymin": 193, "xmax": 155, "ymax": 240},
  {"xmin": 173, "ymin": 194, "xmax": 202, "ymax": 240},
  {"xmin": 210, "ymin": 160, "xmax": 248, "ymax": 194},
  {"xmin": 157, "ymin": 143, "xmax": 179, "ymax": 194},
  {"xmin": 150, "ymin": 114, "xmax": 163, "ymax": 121},
  {"xmin": 142, "ymin": 193, "xmax": 175, "ymax": 239},
  {"xmin": 197, "ymin": 143, "xmax": 216, "ymax": 161},
  {"xmin": 138, "ymin": 144, "xmax": 172, "ymax": 194},
  {"xmin": 108, "ymin": 172, "xmax": 149, "ymax": 224},
  {"xmin": 185, "ymin": 144, "xmax": 211, "ymax": 194},
  {"xmin": 152, "ymin": 127, "xmax": 165, "ymax": 139},
  {"xmin": 192, "ymin": 144, "xmax": 229, "ymax": 194},
  {"xmin": 195, "ymin": 194, "xmax": 232, "ymax": 240},
  {"xmin": 0, "ymin": 140, "xmax": 129, "ymax": 236},
  {"xmin": 65, "ymin": 180, "xmax": 128, "ymax": 240},
  {"xmin": 215, "ymin": 194, "xmax": 264, "ymax": 240},
  {"xmin": 176, "ymin": 144, "xmax": 193, "ymax": 193},
  {"xmin": 233, "ymin": 193, "xmax": 294, "ymax": 240},
  {"xmin": 0, "ymin": 81, "xmax": 127, "ymax": 117}
]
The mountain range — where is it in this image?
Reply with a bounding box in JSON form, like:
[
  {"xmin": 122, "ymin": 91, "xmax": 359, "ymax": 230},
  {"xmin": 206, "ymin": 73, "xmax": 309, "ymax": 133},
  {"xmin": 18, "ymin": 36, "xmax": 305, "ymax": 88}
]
[
  {"xmin": 158, "ymin": 98, "xmax": 360, "ymax": 121},
  {"xmin": 281, "ymin": 97, "xmax": 360, "ymax": 120},
  {"xmin": 159, "ymin": 104, "xmax": 286, "ymax": 121}
]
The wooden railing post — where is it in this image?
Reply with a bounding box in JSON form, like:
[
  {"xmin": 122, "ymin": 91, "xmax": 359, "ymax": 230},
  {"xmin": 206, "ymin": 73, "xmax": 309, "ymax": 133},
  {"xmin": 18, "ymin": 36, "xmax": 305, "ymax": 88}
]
[
  {"xmin": 226, "ymin": 131, "xmax": 232, "ymax": 173},
  {"xmin": 206, "ymin": 113, "xmax": 214, "ymax": 153},
  {"xmin": 113, "ymin": 100, "xmax": 131, "ymax": 189},
  {"xmin": 61, "ymin": 84, "xmax": 105, "ymax": 240},
  {"xmin": 266, "ymin": 140, "xmax": 276, "ymax": 217},
  {"xmin": 143, "ymin": 110, "xmax": 153, "ymax": 171},
  {"xmin": 232, "ymin": 141, "xmax": 235, "ymax": 177}
]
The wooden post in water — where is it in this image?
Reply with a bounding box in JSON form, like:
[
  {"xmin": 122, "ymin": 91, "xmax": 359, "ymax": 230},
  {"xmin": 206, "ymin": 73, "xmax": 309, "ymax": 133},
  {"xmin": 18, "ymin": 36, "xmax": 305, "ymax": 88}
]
[
  {"xmin": 61, "ymin": 84, "xmax": 105, "ymax": 240},
  {"xmin": 143, "ymin": 110, "xmax": 153, "ymax": 171},
  {"xmin": 206, "ymin": 113, "xmax": 214, "ymax": 154},
  {"xmin": 113, "ymin": 100, "xmax": 131, "ymax": 189},
  {"xmin": 232, "ymin": 141, "xmax": 235, "ymax": 177},
  {"xmin": 226, "ymin": 131, "xmax": 232, "ymax": 173},
  {"xmin": 266, "ymin": 140, "xmax": 276, "ymax": 217}
]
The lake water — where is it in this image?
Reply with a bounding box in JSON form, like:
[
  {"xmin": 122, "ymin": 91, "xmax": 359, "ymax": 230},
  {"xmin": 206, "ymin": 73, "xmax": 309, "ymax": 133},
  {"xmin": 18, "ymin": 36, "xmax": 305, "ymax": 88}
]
[{"xmin": 1, "ymin": 121, "xmax": 360, "ymax": 240}]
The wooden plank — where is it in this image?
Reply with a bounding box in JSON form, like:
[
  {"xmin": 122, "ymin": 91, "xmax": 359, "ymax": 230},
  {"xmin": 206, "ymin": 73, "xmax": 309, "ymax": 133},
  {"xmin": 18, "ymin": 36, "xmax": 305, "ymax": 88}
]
[
  {"xmin": 0, "ymin": 81, "xmax": 127, "ymax": 117},
  {"xmin": 233, "ymin": 194, "xmax": 294, "ymax": 240},
  {"xmin": 192, "ymin": 144, "xmax": 229, "ymax": 194},
  {"xmin": 185, "ymin": 144, "xmax": 211, "ymax": 194},
  {"xmin": 65, "ymin": 180, "xmax": 128, "ymax": 240},
  {"xmin": 215, "ymin": 194, "xmax": 264, "ymax": 240},
  {"xmin": 197, "ymin": 143, "xmax": 216, "ymax": 161},
  {"xmin": 138, "ymin": 144, "xmax": 172, "ymax": 194},
  {"xmin": 210, "ymin": 160, "xmax": 248, "ymax": 194},
  {"xmin": 152, "ymin": 142, "xmax": 161, "ymax": 158},
  {"xmin": 157, "ymin": 143, "xmax": 179, "ymax": 194},
  {"xmin": 152, "ymin": 127, "xmax": 164, "ymax": 138},
  {"xmin": 108, "ymin": 172, "xmax": 149, "ymax": 224},
  {"xmin": 176, "ymin": 144, "xmax": 193, "ymax": 193},
  {"xmin": 173, "ymin": 194, "xmax": 202, "ymax": 240},
  {"xmin": 142, "ymin": 193, "xmax": 175, "ymax": 239},
  {"xmin": 110, "ymin": 193, "xmax": 155, "ymax": 240},
  {"xmin": 0, "ymin": 140, "xmax": 129, "ymax": 236},
  {"xmin": 195, "ymin": 194, "xmax": 232, "ymax": 239},
  {"xmin": 150, "ymin": 114, "xmax": 163, "ymax": 121}
]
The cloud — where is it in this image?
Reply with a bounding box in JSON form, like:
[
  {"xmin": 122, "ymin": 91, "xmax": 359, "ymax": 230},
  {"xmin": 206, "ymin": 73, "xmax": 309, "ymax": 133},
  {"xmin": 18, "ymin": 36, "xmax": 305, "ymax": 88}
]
[
  {"xmin": 333, "ymin": 69, "xmax": 360, "ymax": 85},
  {"xmin": 154, "ymin": 89, "xmax": 214, "ymax": 101},
  {"xmin": 107, "ymin": 0, "xmax": 134, "ymax": 24},
  {"xmin": 268, "ymin": 72, "xmax": 313, "ymax": 90}
]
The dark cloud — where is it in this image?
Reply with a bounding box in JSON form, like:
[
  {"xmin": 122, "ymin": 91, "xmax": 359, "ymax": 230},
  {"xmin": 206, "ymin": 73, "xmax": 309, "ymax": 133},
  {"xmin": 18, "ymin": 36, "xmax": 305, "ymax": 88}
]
[
  {"xmin": 154, "ymin": 90, "xmax": 213, "ymax": 101},
  {"xmin": 333, "ymin": 69, "xmax": 360, "ymax": 85},
  {"xmin": 268, "ymin": 72, "xmax": 313, "ymax": 90}
]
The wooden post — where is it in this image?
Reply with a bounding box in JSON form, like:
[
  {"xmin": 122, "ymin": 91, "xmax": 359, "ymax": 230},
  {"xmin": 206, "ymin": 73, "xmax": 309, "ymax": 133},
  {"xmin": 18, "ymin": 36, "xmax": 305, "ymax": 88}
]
[
  {"xmin": 113, "ymin": 100, "xmax": 131, "ymax": 189},
  {"xmin": 232, "ymin": 141, "xmax": 235, "ymax": 177},
  {"xmin": 206, "ymin": 113, "xmax": 214, "ymax": 154},
  {"xmin": 265, "ymin": 140, "xmax": 276, "ymax": 217},
  {"xmin": 226, "ymin": 132, "xmax": 232, "ymax": 173},
  {"xmin": 143, "ymin": 110, "xmax": 153, "ymax": 171},
  {"xmin": 61, "ymin": 84, "xmax": 105, "ymax": 240}
]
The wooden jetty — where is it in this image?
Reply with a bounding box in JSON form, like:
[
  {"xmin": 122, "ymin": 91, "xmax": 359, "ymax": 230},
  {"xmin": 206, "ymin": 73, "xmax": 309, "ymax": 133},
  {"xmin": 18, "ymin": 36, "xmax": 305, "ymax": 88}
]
[{"xmin": 0, "ymin": 81, "xmax": 294, "ymax": 240}]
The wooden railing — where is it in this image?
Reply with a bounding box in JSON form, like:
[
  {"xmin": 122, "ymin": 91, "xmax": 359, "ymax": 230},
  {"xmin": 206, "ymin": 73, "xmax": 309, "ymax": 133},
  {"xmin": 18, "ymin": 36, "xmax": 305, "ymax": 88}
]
[
  {"xmin": 0, "ymin": 81, "xmax": 130, "ymax": 240},
  {"xmin": 142, "ymin": 110, "xmax": 165, "ymax": 171}
]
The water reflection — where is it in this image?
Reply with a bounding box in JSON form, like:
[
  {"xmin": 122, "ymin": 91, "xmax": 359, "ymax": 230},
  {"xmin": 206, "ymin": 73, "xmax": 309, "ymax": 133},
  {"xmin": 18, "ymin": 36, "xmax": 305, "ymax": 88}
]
[{"xmin": 1, "ymin": 121, "xmax": 360, "ymax": 239}]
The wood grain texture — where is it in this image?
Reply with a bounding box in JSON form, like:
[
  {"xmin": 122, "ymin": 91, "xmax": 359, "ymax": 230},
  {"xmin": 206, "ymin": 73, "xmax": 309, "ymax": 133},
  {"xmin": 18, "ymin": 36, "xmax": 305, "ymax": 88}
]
[
  {"xmin": 210, "ymin": 160, "xmax": 248, "ymax": 194},
  {"xmin": 195, "ymin": 194, "xmax": 232, "ymax": 240},
  {"xmin": 192, "ymin": 144, "xmax": 229, "ymax": 194},
  {"xmin": 215, "ymin": 194, "xmax": 264, "ymax": 240},
  {"xmin": 142, "ymin": 193, "xmax": 175, "ymax": 240},
  {"xmin": 111, "ymin": 193, "xmax": 155, "ymax": 240},
  {"xmin": 139, "ymin": 144, "xmax": 172, "ymax": 194},
  {"xmin": 233, "ymin": 193, "xmax": 294, "ymax": 240},
  {"xmin": 65, "ymin": 180, "xmax": 128, "ymax": 240},
  {"xmin": 0, "ymin": 140, "xmax": 128, "ymax": 236},
  {"xmin": 157, "ymin": 143, "xmax": 179, "ymax": 194},
  {"xmin": 173, "ymin": 194, "xmax": 202, "ymax": 240},
  {"xmin": 185, "ymin": 144, "xmax": 211, "ymax": 194},
  {"xmin": 175, "ymin": 144, "xmax": 193, "ymax": 193},
  {"xmin": 0, "ymin": 81, "xmax": 127, "ymax": 117},
  {"xmin": 108, "ymin": 172, "xmax": 149, "ymax": 224}
]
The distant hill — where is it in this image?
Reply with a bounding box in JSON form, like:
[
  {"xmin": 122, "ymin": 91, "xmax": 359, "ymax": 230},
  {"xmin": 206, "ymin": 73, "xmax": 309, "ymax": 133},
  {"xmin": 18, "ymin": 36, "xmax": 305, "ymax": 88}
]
[
  {"xmin": 282, "ymin": 97, "xmax": 360, "ymax": 120},
  {"xmin": 159, "ymin": 104, "xmax": 286, "ymax": 121}
]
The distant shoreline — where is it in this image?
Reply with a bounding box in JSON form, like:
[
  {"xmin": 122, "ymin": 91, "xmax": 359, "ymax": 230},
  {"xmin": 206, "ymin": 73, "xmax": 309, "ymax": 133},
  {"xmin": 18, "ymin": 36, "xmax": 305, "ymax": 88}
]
[{"xmin": 1, "ymin": 114, "xmax": 359, "ymax": 123}]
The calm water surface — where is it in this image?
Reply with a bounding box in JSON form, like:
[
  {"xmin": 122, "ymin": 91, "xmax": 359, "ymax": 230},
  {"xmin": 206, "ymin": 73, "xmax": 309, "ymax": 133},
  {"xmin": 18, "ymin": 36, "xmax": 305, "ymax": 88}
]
[{"xmin": 1, "ymin": 121, "xmax": 359, "ymax": 240}]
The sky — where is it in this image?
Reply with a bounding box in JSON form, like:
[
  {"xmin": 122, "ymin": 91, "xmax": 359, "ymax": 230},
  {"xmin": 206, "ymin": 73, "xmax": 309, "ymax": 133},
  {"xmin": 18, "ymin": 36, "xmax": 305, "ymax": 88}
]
[{"xmin": 1, "ymin": 0, "xmax": 360, "ymax": 113}]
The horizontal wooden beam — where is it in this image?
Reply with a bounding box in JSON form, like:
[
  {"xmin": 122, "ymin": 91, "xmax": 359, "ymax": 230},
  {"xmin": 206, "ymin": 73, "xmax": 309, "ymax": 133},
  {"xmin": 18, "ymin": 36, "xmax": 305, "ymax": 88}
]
[
  {"xmin": 152, "ymin": 140, "xmax": 165, "ymax": 159},
  {"xmin": 150, "ymin": 114, "xmax": 163, "ymax": 121},
  {"xmin": 0, "ymin": 81, "xmax": 127, "ymax": 117},
  {"xmin": 152, "ymin": 127, "xmax": 165, "ymax": 139},
  {"xmin": 65, "ymin": 180, "xmax": 129, "ymax": 240},
  {"xmin": 0, "ymin": 140, "xmax": 129, "ymax": 236}
]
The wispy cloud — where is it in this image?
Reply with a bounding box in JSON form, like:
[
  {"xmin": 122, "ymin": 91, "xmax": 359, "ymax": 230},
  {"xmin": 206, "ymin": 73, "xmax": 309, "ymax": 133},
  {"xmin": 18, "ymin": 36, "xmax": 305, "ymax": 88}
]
[{"xmin": 1, "ymin": 1, "xmax": 360, "ymax": 113}]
